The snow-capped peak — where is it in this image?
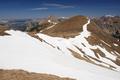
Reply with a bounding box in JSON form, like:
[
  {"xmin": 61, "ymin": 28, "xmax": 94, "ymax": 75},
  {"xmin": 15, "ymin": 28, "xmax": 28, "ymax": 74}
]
[{"xmin": 105, "ymin": 15, "xmax": 114, "ymax": 17}]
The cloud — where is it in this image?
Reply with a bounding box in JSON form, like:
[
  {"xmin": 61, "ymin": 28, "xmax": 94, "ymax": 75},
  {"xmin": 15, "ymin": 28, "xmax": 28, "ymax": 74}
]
[
  {"xmin": 43, "ymin": 3, "xmax": 74, "ymax": 8},
  {"xmin": 31, "ymin": 3, "xmax": 74, "ymax": 11},
  {"xmin": 31, "ymin": 7, "xmax": 48, "ymax": 11}
]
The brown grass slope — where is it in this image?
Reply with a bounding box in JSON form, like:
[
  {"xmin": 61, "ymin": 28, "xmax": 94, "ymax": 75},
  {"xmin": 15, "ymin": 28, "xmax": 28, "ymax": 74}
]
[
  {"xmin": 0, "ymin": 69, "xmax": 75, "ymax": 80},
  {"xmin": 0, "ymin": 25, "xmax": 10, "ymax": 36},
  {"xmin": 42, "ymin": 15, "xmax": 87, "ymax": 38}
]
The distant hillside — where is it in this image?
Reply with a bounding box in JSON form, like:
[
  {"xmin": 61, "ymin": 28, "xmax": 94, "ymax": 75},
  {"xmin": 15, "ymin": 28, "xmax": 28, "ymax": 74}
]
[{"xmin": 92, "ymin": 16, "xmax": 120, "ymax": 41}]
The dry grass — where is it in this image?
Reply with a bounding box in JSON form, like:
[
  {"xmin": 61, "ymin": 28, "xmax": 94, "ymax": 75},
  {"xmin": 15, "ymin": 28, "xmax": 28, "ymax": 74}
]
[
  {"xmin": 0, "ymin": 69, "xmax": 75, "ymax": 80},
  {"xmin": 0, "ymin": 25, "xmax": 10, "ymax": 36},
  {"xmin": 114, "ymin": 57, "xmax": 120, "ymax": 66},
  {"xmin": 42, "ymin": 15, "xmax": 87, "ymax": 38}
]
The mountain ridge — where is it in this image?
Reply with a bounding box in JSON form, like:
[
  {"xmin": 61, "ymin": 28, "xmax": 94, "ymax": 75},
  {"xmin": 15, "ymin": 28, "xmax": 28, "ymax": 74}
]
[{"xmin": 0, "ymin": 15, "xmax": 120, "ymax": 80}]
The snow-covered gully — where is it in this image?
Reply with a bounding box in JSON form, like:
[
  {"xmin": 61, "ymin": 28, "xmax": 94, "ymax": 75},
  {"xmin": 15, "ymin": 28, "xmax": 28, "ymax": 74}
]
[{"xmin": 80, "ymin": 19, "xmax": 91, "ymax": 38}]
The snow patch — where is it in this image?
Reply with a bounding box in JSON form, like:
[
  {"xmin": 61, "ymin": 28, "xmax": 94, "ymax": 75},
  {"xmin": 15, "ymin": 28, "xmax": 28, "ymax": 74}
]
[
  {"xmin": 113, "ymin": 43, "xmax": 119, "ymax": 47},
  {"xmin": 48, "ymin": 20, "xmax": 51, "ymax": 23},
  {"xmin": 101, "ymin": 40, "xmax": 111, "ymax": 47}
]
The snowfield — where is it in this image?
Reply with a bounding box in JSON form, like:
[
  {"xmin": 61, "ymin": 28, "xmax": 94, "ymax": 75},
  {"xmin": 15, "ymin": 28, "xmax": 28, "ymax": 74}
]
[{"xmin": 0, "ymin": 19, "xmax": 120, "ymax": 80}]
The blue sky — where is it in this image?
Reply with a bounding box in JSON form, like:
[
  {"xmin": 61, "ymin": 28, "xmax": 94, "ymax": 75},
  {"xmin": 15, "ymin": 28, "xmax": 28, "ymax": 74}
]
[{"xmin": 0, "ymin": 0, "xmax": 120, "ymax": 19}]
